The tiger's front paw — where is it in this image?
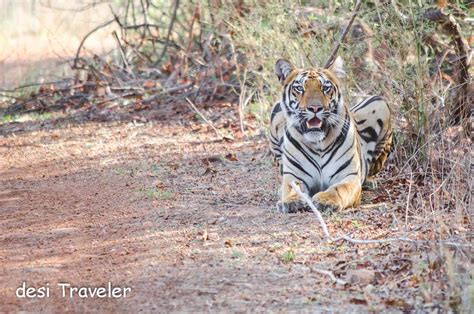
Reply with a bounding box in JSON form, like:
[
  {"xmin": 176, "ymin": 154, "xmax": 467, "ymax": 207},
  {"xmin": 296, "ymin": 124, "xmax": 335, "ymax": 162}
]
[
  {"xmin": 276, "ymin": 200, "xmax": 308, "ymax": 213},
  {"xmin": 312, "ymin": 192, "xmax": 340, "ymax": 212}
]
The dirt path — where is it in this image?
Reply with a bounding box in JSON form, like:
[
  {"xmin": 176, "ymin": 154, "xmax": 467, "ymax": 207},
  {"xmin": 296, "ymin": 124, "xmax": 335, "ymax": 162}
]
[{"xmin": 0, "ymin": 116, "xmax": 468, "ymax": 312}]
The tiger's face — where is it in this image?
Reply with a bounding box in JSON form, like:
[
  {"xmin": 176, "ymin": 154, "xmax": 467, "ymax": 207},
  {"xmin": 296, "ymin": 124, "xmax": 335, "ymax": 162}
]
[{"xmin": 275, "ymin": 58, "xmax": 345, "ymax": 142}]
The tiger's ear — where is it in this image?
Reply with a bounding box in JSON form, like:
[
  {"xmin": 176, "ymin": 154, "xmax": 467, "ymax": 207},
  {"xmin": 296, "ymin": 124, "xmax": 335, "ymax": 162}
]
[
  {"xmin": 275, "ymin": 59, "xmax": 295, "ymax": 84},
  {"xmin": 328, "ymin": 56, "xmax": 346, "ymax": 78}
]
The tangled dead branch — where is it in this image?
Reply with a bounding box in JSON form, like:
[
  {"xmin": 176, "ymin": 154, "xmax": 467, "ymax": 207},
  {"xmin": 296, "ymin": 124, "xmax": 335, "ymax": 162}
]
[
  {"xmin": 154, "ymin": 0, "xmax": 180, "ymax": 66},
  {"xmin": 423, "ymin": 8, "xmax": 472, "ymax": 128},
  {"xmin": 2, "ymin": 1, "xmax": 241, "ymax": 119},
  {"xmin": 324, "ymin": 0, "xmax": 362, "ymax": 68}
]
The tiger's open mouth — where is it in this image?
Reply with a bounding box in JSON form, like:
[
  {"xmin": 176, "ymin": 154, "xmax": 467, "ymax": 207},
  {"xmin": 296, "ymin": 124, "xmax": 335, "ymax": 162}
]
[{"xmin": 306, "ymin": 117, "xmax": 322, "ymax": 130}]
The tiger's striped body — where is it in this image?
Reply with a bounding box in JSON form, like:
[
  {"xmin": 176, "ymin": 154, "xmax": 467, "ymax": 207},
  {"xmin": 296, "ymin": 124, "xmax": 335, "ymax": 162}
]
[{"xmin": 270, "ymin": 58, "xmax": 392, "ymax": 212}]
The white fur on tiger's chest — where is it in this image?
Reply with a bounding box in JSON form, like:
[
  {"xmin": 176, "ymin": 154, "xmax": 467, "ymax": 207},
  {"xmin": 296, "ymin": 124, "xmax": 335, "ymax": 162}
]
[
  {"xmin": 281, "ymin": 125, "xmax": 362, "ymax": 195},
  {"xmin": 281, "ymin": 148, "xmax": 340, "ymax": 194}
]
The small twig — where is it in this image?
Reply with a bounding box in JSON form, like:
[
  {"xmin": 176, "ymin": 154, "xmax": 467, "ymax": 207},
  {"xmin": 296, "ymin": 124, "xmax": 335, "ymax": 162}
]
[
  {"xmin": 154, "ymin": 0, "xmax": 180, "ymax": 66},
  {"xmin": 0, "ymin": 79, "xmax": 73, "ymax": 93},
  {"xmin": 0, "ymin": 94, "xmax": 18, "ymax": 100},
  {"xmin": 184, "ymin": 97, "xmax": 222, "ymax": 138},
  {"xmin": 324, "ymin": 0, "xmax": 362, "ymax": 68},
  {"xmin": 405, "ymin": 171, "xmax": 413, "ymax": 229},
  {"xmin": 185, "ymin": 4, "xmax": 199, "ymax": 56},
  {"xmin": 238, "ymin": 79, "xmax": 255, "ymax": 135},
  {"xmin": 112, "ymin": 30, "xmax": 132, "ymax": 72},
  {"xmin": 332, "ymin": 235, "xmax": 416, "ymax": 245},
  {"xmin": 110, "ymin": 86, "xmax": 145, "ymax": 92},
  {"xmin": 142, "ymin": 82, "xmax": 192, "ymax": 103},
  {"xmin": 313, "ymin": 268, "xmax": 347, "ymax": 285},
  {"xmin": 121, "ymin": 38, "xmax": 153, "ymax": 63},
  {"xmin": 4, "ymin": 83, "xmax": 86, "ymax": 115},
  {"xmin": 390, "ymin": 0, "xmax": 408, "ymax": 20},
  {"xmin": 73, "ymin": 18, "xmax": 115, "ymax": 69},
  {"xmin": 139, "ymin": 0, "xmax": 150, "ymax": 40},
  {"xmin": 109, "ymin": 3, "xmax": 123, "ymax": 28},
  {"xmin": 122, "ymin": 23, "xmax": 161, "ymax": 30},
  {"xmin": 289, "ymin": 181, "xmax": 331, "ymax": 239},
  {"xmin": 95, "ymin": 91, "xmax": 138, "ymax": 106},
  {"xmin": 249, "ymin": 220, "xmax": 278, "ymax": 239}
]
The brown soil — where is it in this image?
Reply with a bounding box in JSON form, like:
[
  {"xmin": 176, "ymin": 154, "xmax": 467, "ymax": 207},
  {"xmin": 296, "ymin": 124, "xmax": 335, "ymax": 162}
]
[{"xmin": 0, "ymin": 110, "xmax": 470, "ymax": 312}]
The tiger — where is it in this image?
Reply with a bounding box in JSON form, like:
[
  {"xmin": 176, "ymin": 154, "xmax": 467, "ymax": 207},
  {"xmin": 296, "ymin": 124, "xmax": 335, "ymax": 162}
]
[{"xmin": 269, "ymin": 57, "xmax": 392, "ymax": 213}]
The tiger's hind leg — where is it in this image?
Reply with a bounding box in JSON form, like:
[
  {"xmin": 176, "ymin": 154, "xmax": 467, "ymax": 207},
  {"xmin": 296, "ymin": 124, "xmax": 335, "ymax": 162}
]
[
  {"xmin": 350, "ymin": 96, "xmax": 393, "ymax": 179},
  {"xmin": 368, "ymin": 132, "xmax": 392, "ymax": 177}
]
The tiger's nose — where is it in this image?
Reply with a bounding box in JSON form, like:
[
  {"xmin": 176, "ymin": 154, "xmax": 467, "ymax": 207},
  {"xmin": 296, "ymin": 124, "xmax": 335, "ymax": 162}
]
[{"xmin": 307, "ymin": 105, "xmax": 323, "ymax": 113}]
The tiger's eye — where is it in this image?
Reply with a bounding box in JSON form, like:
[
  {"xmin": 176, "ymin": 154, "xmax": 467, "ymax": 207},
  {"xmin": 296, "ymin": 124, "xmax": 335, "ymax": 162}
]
[
  {"xmin": 293, "ymin": 85, "xmax": 304, "ymax": 93},
  {"xmin": 322, "ymin": 83, "xmax": 332, "ymax": 94}
]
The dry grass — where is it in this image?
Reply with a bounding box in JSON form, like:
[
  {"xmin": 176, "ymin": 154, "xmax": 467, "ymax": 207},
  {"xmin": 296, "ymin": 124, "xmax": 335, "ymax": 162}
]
[
  {"xmin": 170, "ymin": 1, "xmax": 473, "ymax": 310},
  {"xmin": 223, "ymin": 0, "xmax": 472, "ymax": 228}
]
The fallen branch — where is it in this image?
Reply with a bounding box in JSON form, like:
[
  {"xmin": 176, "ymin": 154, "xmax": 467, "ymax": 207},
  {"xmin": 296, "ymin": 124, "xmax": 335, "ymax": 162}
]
[
  {"xmin": 0, "ymin": 79, "xmax": 73, "ymax": 93},
  {"xmin": 324, "ymin": 0, "xmax": 362, "ymax": 68},
  {"xmin": 4, "ymin": 83, "xmax": 87, "ymax": 115}
]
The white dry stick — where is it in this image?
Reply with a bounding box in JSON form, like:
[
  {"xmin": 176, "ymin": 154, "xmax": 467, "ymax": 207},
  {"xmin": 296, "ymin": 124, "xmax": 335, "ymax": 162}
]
[
  {"xmin": 290, "ymin": 181, "xmax": 424, "ymax": 246},
  {"xmin": 290, "ymin": 181, "xmax": 331, "ymax": 239},
  {"xmin": 332, "ymin": 235, "xmax": 416, "ymax": 244},
  {"xmin": 405, "ymin": 171, "xmax": 413, "ymax": 229},
  {"xmin": 288, "ymin": 183, "xmax": 474, "ymax": 259},
  {"xmin": 289, "ymin": 180, "xmax": 472, "ymax": 248},
  {"xmin": 290, "ymin": 179, "xmax": 405, "ymax": 244},
  {"xmin": 313, "ymin": 268, "xmax": 347, "ymax": 286}
]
